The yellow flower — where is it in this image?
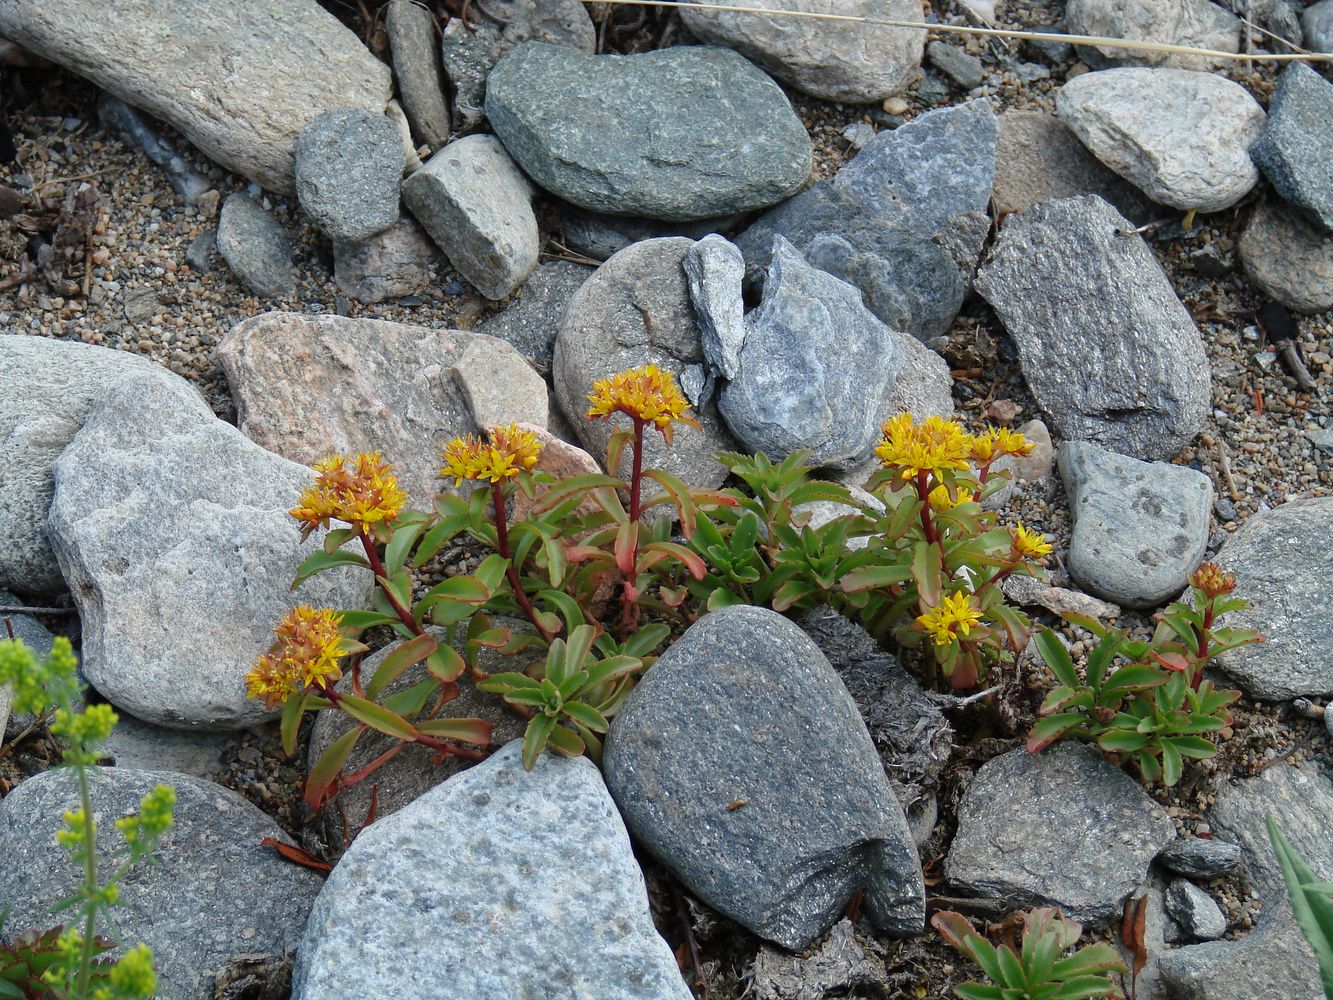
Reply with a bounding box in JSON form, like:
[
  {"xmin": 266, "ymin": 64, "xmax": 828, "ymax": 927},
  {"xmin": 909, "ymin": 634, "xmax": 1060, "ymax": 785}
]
[
  {"xmin": 928, "ymin": 484, "xmax": 976, "ymax": 511},
  {"xmin": 1011, "ymin": 522, "xmax": 1053, "ymax": 560},
  {"xmin": 291, "ymin": 452, "xmax": 407, "ymax": 537},
  {"xmin": 439, "ymin": 424, "xmax": 544, "ymax": 486},
  {"xmin": 245, "ymin": 606, "xmax": 350, "ymax": 709},
  {"xmin": 586, "ymin": 364, "xmax": 701, "ymax": 443},
  {"xmin": 970, "ymin": 426, "xmax": 1036, "ymax": 464},
  {"xmin": 916, "ymin": 591, "xmax": 984, "ymax": 646},
  {"xmin": 875, "ymin": 414, "xmax": 974, "ymax": 480}
]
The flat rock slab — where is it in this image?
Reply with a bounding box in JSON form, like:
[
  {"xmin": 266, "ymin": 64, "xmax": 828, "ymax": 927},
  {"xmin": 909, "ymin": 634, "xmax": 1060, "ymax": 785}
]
[
  {"xmin": 1157, "ymin": 762, "xmax": 1333, "ymax": 999},
  {"xmin": 47, "ymin": 372, "xmax": 370, "ymax": 729},
  {"xmin": 486, "ymin": 42, "xmax": 811, "ymax": 221},
  {"xmin": 1059, "ymin": 441, "xmax": 1212, "ymax": 608},
  {"xmin": 217, "ymin": 194, "xmax": 295, "ymax": 299},
  {"xmin": 0, "ymin": 0, "xmax": 391, "ymax": 194},
  {"xmin": 1056, "ymin": 68, "xmax": 1265, "ymax": 213},
  {"xmin": 476, "ymin": 260, "xmax": 594, "ymax": 366},
  {"xmin": 605, "ymin": 605, "xmax": 925, "ymax": 950},
  {"xmin": 945, "ymin": 743, "xmax": 1173, "ymax": 923},
  {"xmin": 679, "ymin": 0, "xmax": 924, "ymax": 104},
  {"xmin": 1250, "ymin": 62, "xmax": 1333, "ymax": 233},
  {"xmin": 0, "ymin": 768, "xmax": 323, "ymax": 1000},
  {"xmin": 0, "ymin": 336, "xmax": 164, "ymax": 596},
  {"xmin": 975, "ymin": 195, "xmax": 1210, "ymax": 460},
  {"xmin": 293, "ymin": 741, "xmax": 691, "ymax": 1000},
  {"xmin": 294, "ymin": 108, "xmax": 402, "ymax": 244},
  {"xmin": 219, "ymin": 312, "xmax": 547, "ymax": 505},
  {"xmin": 1239, "ymin": 196, "xmax": 1333, "ymax": 314},
  {"xmin": 1208, "ymin": 497, "xmax": 1333, "ymax": 699},
  {"xmin": 1065, "ymin": 0, "xmax": 1240, "ymax": 69}
]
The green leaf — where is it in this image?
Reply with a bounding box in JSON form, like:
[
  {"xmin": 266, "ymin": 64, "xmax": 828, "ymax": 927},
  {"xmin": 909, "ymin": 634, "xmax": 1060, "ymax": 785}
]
[
  {"xmin": 1035, "ymin": 629, "xmax": 1080, "ymax": 690},
  {"xmin": 536, "ymin": 589, "xmax": 586, "ymax": 636},
  {"xmin": 412, "ymin": 511, "xmax": 470, "ymax": 567},
  {"xmin": 1164, "ymin": 735, "xmax": 1217, "ymax": 760},
  {"xmin": 644, "ymin": 469, "xmax": 699, "ymax": 538},
  {"xmin": 281, "ymin": 692, "xmax": 309, "ymax": 757},
  {"xmin": 1101, "ymin": 664, "xmax": 1168, "ymax": 696},
  {"xmin": 1268, "ymin": 815, "xmax": 1333, "ymax": 1000},
  {"xmin": 839, "ymin": 563, "xmax": 913, "ymax": 593},
  {"xmin": 620, "ymin": 623, "xmax": 670, "ymax": 659},
  {"xmin": 337, "ymin": 694, "xmax": 419, "ymax": 741},
  {"xmin": 384, "ymin": 519, "xmax": 427, "ymax": 575},
  {"xmin": 563, "ymin": 701, "xmax": 609, "ymax": 733},
  {"xmin": 1025, "ymin": 713, "xmax": 1086, "ymax": 753},
  {"xmin": 954, "ymin": 987, "xmax": 1006, "ymax": 1000},
  {"xmin": 337, "ymin": 609, "xmax": 401, "ymax": 631},
  {"xmin": 304, "ymin": 727, "xmax": 360, "ymax": 810},
  {"xmin": 420, "ymin": 575, "xmax": 490, "ymax": 606},
  {"xmin": 522, "ymin": 715, "xmax": 557, "ymax": 770},
  {"xmin": 1096, "ymin": 730, "xmax": 1149, "ymax": 753},
  {"xmin": 416, "ymin": 717, "xmax": 493, "ymax": 746},
  {"xmin": 476, "ymin": 670, "xmax": 542, "ymax": 693},
  {"xmin": 426, "ymin": 644, "xmax": 467, "ymax": 684},
  {"xmin": 381, "ymin": 678, "xmax": 438, "ymax": 719},
  {"xmin": 545, "ymin": 722, "xmax": 585, "ymax": 756},
  {"xmin": 1160, "ymin": 740, "xmax": 1183, "ymax": 786},
  {"xmin": 366, "ymin": 634, "xmax": 438, "ymax": 700},
  {"xmin": 706, "ymin": 587, "xmax": 746, "ymax": 611},
  {"xmin": 910, "ymin": 540, "xmax": 943, "ymax": 608},
  {"xmin": 994, "ymin": 945, "xmax": 1026, "ymax": 989},
  {"xmin": 1084, "ymin": 631, "xmax": 1123, "ymax": 689},
  {"xmin": 530, "ymin": 474, "xmax": 624, "ymax": 515},
  {"xmin": 292, "ymin": 549, "xmax": 369, "ymax": 590},
  {"xmin": 584, "ymin": 654, "xmax": 643, "ymax": 689},
  {"xmin": 323, "ymin": 527, "xmax": 357, "ymax": 554}
]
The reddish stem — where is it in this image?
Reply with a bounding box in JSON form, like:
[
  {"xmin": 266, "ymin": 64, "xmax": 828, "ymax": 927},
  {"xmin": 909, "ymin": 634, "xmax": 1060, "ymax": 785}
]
[
  {"xmin": 629, "ymin": 418, "xmax": 645, "ymax": 524},
  {"xmin": 491, "ymin": 482, "xmax": 556, "ymax": 643},
  {"xmin": 359, "ymin": 531, "xmax": 427, "ymax": 638},
  {"xmin": 916, "ymin": 470, "xmax": 937, "ymax": 544},
  {"xmin": 619, "ymin": 419, "xmax": 647, "ymax": 638}
]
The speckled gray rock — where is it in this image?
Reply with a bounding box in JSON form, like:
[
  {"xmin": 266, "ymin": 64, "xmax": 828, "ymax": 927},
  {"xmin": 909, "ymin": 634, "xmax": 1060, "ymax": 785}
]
[
  {"xmin": 216, "ymin": 194, "xmax": 295, "ymax": 299},
  {"xmin": 0, "ymin": 336, "xmax": 165, "ymax": 595},
  {"xmin": 1208, "ymin": 497, "xmax": 1333, "ymax": 699},
  {"xmin": 1158, "ymin": 763, "xmax": 1333, "ymax": 1000},
  {"xmin": 1065, "ymin": 0, "xmax": 1241, "ymax": 69},
  {"xmin": 1305, "ymin": 0, "xmax": 1333, "ymax": 52},
  {"xmin": 1250, "ymin": 63, "xmax": 1333, "ymax": 233},
  {"xmin": 477, "ymin": 260, "xmax": 594, "ymax": 365},
  {"xmin": 945, "ymin": 743, "xmax": 1173, "ymax": 923},
  {"xmin": 1239, "ymin": 196, "xmax": 1333, "ymax": 314},
  {"xmin": 332, "ymin": 214, "xmax": 438, "ymax": 304},
  {"xmin": 974, "ymin": 195, "xmax": 1210, "ymax": 460},
  {"xmin": 927, "ymin": 41, "xmax": 984, "ymax": 89},
  {"xmin": 679, "ymin": 0, "xmax": 924, "ymax": 103},
  {"xmin": 552, "ymin": 238, "xmax": 738, "ymax": 490},
  {"xmin": 557, "ymin": 204, "xmax": 738, "ymax": 262},
  {"xmin": 402, "ymin": 134, "xmax": 538, "ymax": 300},
  {"xmin": 719, "ymin": 238, "xmax": 928, "ymax": 471},
  {"xmin": 293, "ymin": 741, "xmax": 691, "ymax": 1000},
  {"xmin": 385, "ymin": 0, "xmax": 450, "ymax": 149},
  {"xmin": 486, "ymin": 43, "xmax": 812, "ymax": 221},
  {"xmin": 0, "ymin": 0, "xmax": 392, "ymax": 194},
  {"xmin": 440, "ymin": 0, "xmax": 595, "ymax": 132},
  {"xmin": 1158, "ymin": 837, "xmax": 1243, "ymax": 879},
  {"xmin": 604, "ymin": 605, "xmax": 925, "ymax": 950},
  {"xmin": 0, "ymin": 768, "xmax": 323, "ymax": 1000},
  {"xmin": 219, "ymin": 312, "xmax": 546, "ymax": 505},
  {"xmin": 684, "ymin": 234, "xmax": 746, "ymax": 385},
  {"xmin": 1059, "ymin": 441, "xmax": 1212, "ymax": 609},
  {"xmin": 1056, "ymin": 68, "xmax": 1266, "ymax": 213},
  {"xmin": 0, "ymin": 596, "xmax": 49, "ymax": 739},
  {"xmin": 293, "ymin": 109, "xmax": 402, "ymax": 244},
  {"xmin": 46, "ymin": 372, "xmax": 371, "ymax": 729},
  {"xmin": 1165, "ymin": 880, "xmax": 1227, "ymax": 940}
]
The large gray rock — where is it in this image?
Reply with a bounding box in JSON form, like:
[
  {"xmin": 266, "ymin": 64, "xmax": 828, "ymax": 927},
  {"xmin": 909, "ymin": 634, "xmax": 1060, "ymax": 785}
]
[
  {"xmin": 1059, "ymin": 441, "xmax": 1212, "ymax": 609},
  {"xmin": 974, "ymin": 195, "xmax": 1210, "ymax": 460},
  {"xmin": 1158, "ymin": 837, "xmax": 1243, "ymax": 879},
  {"xmin": 293, "ymin": 740, "xmax": 691, "ymax": 1000},
  {"xmin": 486, "ymin": 43, "xmax": 812, "ymax": 221},
  {"xmin": 332, "ymin": 214, "xmax": 439, "ymax": 304},
  {"xmin": 477, "ymin": 260, "xmax": 594, "ymax": 366},
  {"xmin": 1056, "ymin": 68, "xmax": 1266, "ymax": 213},
  {"xmin": 219, "ymin": 312, "xmax": 547, "ymax": 506},
  {"xmin": 385, "ymin": 0, "xmax": 450, "ymax": 149},
  {"xmin": 684, "ymin": 234, "xmax": 747, "ymax": 384},
  {"xmin": 1250, "ymin": 62, "xmax": 1333, "ymax": 233},
  {"xmin": 1065, "ymin": 0, "xmax": 1241, "ymax": 69},
  {"xmin": 1208, "ymin": 497, "xmax": 1333, "ymax": 699},
  {"xmin": 293, "ymin": 108, "xmax": 403, "ymax": 244},
  {"xmin": 679, "ymin": 0, "xmax": 924, "ymax": 103},
  {"xmin": 0, "ymin": 336, "xmax": 164, "ymax": 595},
  {"xmin": 945, "ymin": 744, "xmax": 1174, "ymax": 923},
  {"xmin": 1158, "ymin": 763, "xmax": 1333, "ymax": 1000},
  {"xmin": 1305, "ymin": 0, "xmax": 1333, "ymax": 52},
  {"xmin": 402, "ymin": 134, "xmax": 538, "ymax": 300},
  {"xmin": 0, "ymin": 767, "xmax": 323, "ymax": 1000},
  {"xmin": 552, "ymin": 238, "xmax": 738, "ymax": 490},
  {"xmin": 216, "ymin": 193, "xmax": 295, "ymax": 299},
  {"xmin": 0, "ymin": 0, "xmax": 391, "ymax": 194},
  {"xmin": 47, "ymin": 372, "xmax": 371, "ymax": 729},
  {"xmin": 1239, "ymin": 196, "xmax": 1333, "ymax": 314},
  {"xmin": 440, "ymin": 0, "xmax": 595, "ymax": 132},
  {"xmin": 604, "ymin": 605, "xmax": 925, "ymax": 950}
]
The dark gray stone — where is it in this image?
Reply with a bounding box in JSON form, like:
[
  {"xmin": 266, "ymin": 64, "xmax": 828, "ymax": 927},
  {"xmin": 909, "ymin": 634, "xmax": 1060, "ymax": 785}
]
[
  {"xmin": 1305, "ymin": 0, "xmax": 1333, "ymax": 52},
  {"xmin": 332, "ymin": 215, "xmax": 438, "ymax": 305},
  {"xmin": 1158, "ymin": 837, "xmax": 1243, "ymax": 879},
  {"xmin": 293, "ymin": 108, "xmax": 402, "ymax": 244},
  {"xmin": 604, "ymin": 605, "xmax": 925, "ymax": 950},
  {"xmin": 1059, "ymin": 441, "xmax": 1213, "ymax": 609},
  {"xmin": 293, "ymin": 741, "xmax": 691, "ymax": 1000},
  {"xmin": 684, "ymin": 234, "xmax": 746, "ymax": 383},
  {"xmin": 216, "ymin": 194, "xmax": 294, "ymax": 299},
  {"xmin": 0, "ymin": 590, "xmax": 55, "ymax": 740},
  {"xmin": 974, "ymin": 195, "xmax": 1210, "ymax": 460},
  {"xmin": 0, "ymin": 767, "xmax": 323, "ymax": 1000},
  {"xmin": 1158, "ymin": 763, "xmax": 1332, "ymax": 1000},
  {"xmin": 386, "ymin": 0, "xmax": 451, "ymax": 150},
  {"xmin": 184, "ymin": 228, "xmax": 216, "ymax": 275},
  {"xmin": 1209, "ymin": 497, "xmax": 1333, "ymax": 699},
  {"xmin": 557, "ymin": 203, "xmax": 737, "ymax": 262},
  {"xmin": 440, "ymin": 0, "xmax": 595, "ymax": 132},
  {"xmin": 927, "ymin": 41, "xmax": 984, "ymax": 89},
  {"xmin": 486, "ymin": 43, "xmax": 812, "ymax": 221},
  {"xmin": 944, "ymin": 743, "xmax": 1173, "ymax": 923},
  {"xmin": 1251, "ymin": 62, "xmax": 1333, "ymax": 233},
  {"xmin": 1239, "ymin": 197, "xmax": 1333, "ymax": 314},
  {"xmin": 97, "ymin": 94, "xmax": 211, "ymax": 205},
  {"xmin": 1165, "ymin": 880, "xmax": 1227, "ymax": 940},
  {"xmin": 477, "ymin": 260, "xmax": 594, "ymax": 366}
]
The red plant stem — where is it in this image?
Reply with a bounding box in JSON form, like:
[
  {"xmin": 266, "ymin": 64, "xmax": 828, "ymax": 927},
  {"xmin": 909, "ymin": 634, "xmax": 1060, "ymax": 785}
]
[
  {"xmin": 490, "ymin": 482, "xmax": 556, "ymax": 643},
  {"xmin": 619, "ymin": 419, "xmax": 647, "ymax": 638},
  {"xmin": 629, "ymin": 418, "xmax": 646, "ymax": 524},
  {"xmin": 916, "ymin": 470, "xmax": 937, "ymax": 544},
  {"xmin": 358, "ymin": 531, "xmax": 427, "ymax": 638},
  {"xmin": 978, "ymin": 566, "xmax": 1013, "ymax": 594}
]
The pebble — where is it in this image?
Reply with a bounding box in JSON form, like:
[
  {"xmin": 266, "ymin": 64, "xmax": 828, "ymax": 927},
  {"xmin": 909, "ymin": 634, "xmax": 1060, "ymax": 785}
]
[
  {"xmin": 1304, "ymin": 0, "xmax": 1333, "ymax": 52},
  {"xmin": 927, "ymin": 41, "xmax": 985, "ymax": 89},
  {"xmin": 684, "ymin": 233, "xmax": 747, "ymax": 384},
  {"xmin": 1238, "ymin": 196, "xmax": 1333, "ymax": 315},
  {"xmin": 1166, "ymin": 879, "xmax": 1228, "ymax": 940},
  {"xmin": 476, "ymin": 259, "xmax": 595, "ymax": 366},
  {"xmin": 332, "ymin": 215, "xmax": 439, "ymax": 305},
  {"xmin": 1158, "ymin": 837, "xmax": 1243, "ymax": 879},
  {"xmin": 216, "ymin": 193, "xmax": 295, "ymax": 299}
]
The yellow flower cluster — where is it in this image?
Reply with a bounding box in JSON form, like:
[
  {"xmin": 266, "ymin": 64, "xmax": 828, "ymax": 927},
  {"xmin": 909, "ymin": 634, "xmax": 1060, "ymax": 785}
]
[
  {"xmin": 1190, "ymin": 561, "xmax": 1236, "ymax": 597},
  {"xmin": 876, "ymin": 415, "xmax": 1035, "ymax": 480},
  {"xmin": 970, "ymin": 426, "xmax": 1037, "ymax": 465},
  {"xmin": 1011, "ymin": 522, "xmax": 1053, "ymax": 560},
  {"xmin": 291, "ymin": 452, "xmax": 408, "ymax": 538},
  {"xmin": 586, "ymin": 364, "xmax": 700, "ymax": 443},
  {"xmin": 245, "ymin": 606, "xmax": 351, "ymax": 709},
  {"xmin": 439, "ymin": 423, "xmax": 544, "ymax": 487},
  {"xmin": 916, "ymin": 591, "xmax": 984, "ymax": 646}
]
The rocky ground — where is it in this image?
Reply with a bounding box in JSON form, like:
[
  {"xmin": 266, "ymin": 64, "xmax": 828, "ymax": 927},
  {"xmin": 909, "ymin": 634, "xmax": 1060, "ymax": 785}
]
[{"xmin": 0, "ymin": 0, "xmax": 1331, "ymax": 998}]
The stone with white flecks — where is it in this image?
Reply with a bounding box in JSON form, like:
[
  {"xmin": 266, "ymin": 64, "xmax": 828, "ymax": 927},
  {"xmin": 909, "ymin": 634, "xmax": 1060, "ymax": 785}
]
[
  {"xmin": 1065, "ymin": 0, "xmax": 1241, "ymax": 70},
  {"xmin": 294, "ymin": 109, "xmax": 403, "ymax": 244},
  {"xmin": 216, "ymin": 194, "xmax": 294, "ymax": 299},
  {"xmin": 1239, "ymin": 197, "xmax": 1333, "ymax": 315},
  {"xmin": 332, "ymin": 215, "xmax": 439, "ymax": 305},
  {"xmin": 1250, "ymin": 62, "xmax": 1333, "ymax": 233}
]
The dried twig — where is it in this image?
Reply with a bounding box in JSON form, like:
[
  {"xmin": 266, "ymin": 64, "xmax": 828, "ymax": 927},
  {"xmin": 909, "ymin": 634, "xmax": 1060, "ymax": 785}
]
[
  {"xmin": 0, "ymin": 604, "xmax": 75, "ymax": 615},
  {"xmin": 926, "ymin": 684, "xmax": 1001, "ymax": 708}
]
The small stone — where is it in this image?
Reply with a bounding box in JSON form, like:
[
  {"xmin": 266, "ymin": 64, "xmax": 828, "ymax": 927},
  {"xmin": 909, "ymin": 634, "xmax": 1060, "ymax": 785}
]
[
  {"xmin": 1003, "ymin": 574, "xmax": 1122, "ymax": 620},
  {"xmin": 97, "ymin": 94, "xmax": 211, "ymax": 205},
  {"xmin": 1010, "ymin": 418, "xmax": 1055, "ymax": 480},
  {"xmin": 216, "ymin": 193, "xmax": 294, "ymax": 299},
  {"xmin": 1056, "ymin": 68, "xmax": 1266, "ymax": 213},
  {"xmin": 1158, "ymin": 837, "xmax": 1244, "ymax": 879},
  {"xmin": 683, "ymin": 233, "xmax": 747, "ymax": 382},
  {"xmin": 452, "ymin": 340, "xmax": 548, "ymax": 429},
  {"xmin": 1165, "ymin": 880, "xmax": 1227, "ymax": 940},
  {"xmin": 184, "ymin": 228, "xmax": 216, "ymax": 274},
  {"xmin": 1239, "ymin": 197, "xmax": 1333, "ymax": 314},
  {"xmin": 385, "ymin": 0, "xmax": 451, "ymax": 149},
  {"xmin": 914, "ymin": 73, "xmax": 951, "ymax": 105},
  {"xmin": 841, "ymin": 121, "xmax": 876, "ymax": 150},
  {"xmin": 1065, "ymin": 0, "xmax": 1241, "ymax": 69},
  {"xmin": 122, "ymin": 285, "xmax": 160, "ymax": 323},
  {"xmin": 294, "ymin": 109, "xmax": 403, "ymax": 244},
  {"xmin": 1304, "ymin": 0, "xmax": 1333, "ymax": 52},
  {"xmin": 1213, "ymin": 496, "xmax": 1238, "ymax": 522},
  {"xmin": 195, "ymin": 188, "xmax": 220, "ymax": 220},
  {"xmin": 751, "ymin": 920, "xmax": 887, "ymax": 1000},
  {"xmin": 1250, "ymin": 62, "xmax": 1333, "ymax": 232},
  {"xmin": 927, "ymin": 40, "xmax": 984, "ymax": 89},
  {"xmin": 476, "ymin": 260, "xmax": 594, "ymax": 365},
  {"xmin": 402, "ymin": 134, "xmax": 538, "ymax": 300},
  {"xmin": 0, "ymin": 590, "xmax": 53, "ymax": 739},
  {"xmin": 557, "ymin": 204, "xmax": 739, "ymax": 262},
  {"xmin": 332, "ymin": 215, "xmax": 439, "ymax": 305}
]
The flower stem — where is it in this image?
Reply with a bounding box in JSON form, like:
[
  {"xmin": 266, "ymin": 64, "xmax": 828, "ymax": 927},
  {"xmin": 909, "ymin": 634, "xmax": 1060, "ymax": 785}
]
[
  {"xmin": 629, "ymin": 418, "xmax": 645, "ymax": 524},
  {"xmin": 916, "ymin": 470, "xmax": 937, "ymax": 544},
  {"xmin": 619, "ymin": 419, "xmax": 647, "ymax": 638},
  {"xmin": 358, "ymin": 532, "xmax": 426, "ymax": 638},
  {"xmin": 490, "ymin": 483, "xmax": 555, "ymax": 643}
]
